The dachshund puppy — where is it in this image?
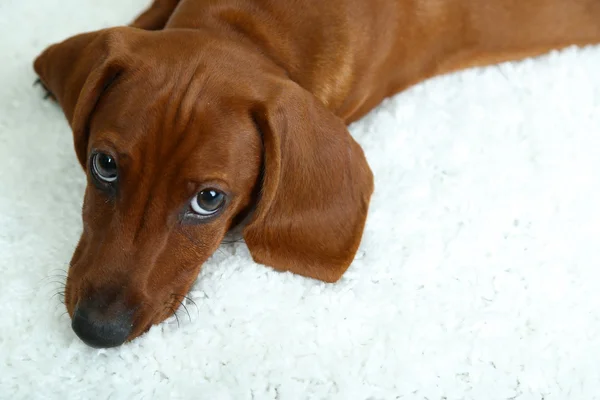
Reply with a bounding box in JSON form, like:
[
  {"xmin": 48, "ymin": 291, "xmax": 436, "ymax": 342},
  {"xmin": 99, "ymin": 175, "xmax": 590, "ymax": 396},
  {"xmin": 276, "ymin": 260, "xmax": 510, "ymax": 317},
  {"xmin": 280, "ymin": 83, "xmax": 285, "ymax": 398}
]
[{"xmin": 34, "ymin": 0, "xmax": 600, "ymax": 347}]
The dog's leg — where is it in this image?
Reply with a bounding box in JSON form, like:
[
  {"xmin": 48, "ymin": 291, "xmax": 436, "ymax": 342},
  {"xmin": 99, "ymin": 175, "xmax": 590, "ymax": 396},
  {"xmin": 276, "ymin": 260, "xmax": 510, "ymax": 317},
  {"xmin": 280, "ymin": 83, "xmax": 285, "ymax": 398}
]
[
  {"xmin": 435, "ymin": 0, "xmax": 600, "ymax": 75},
  {"xmin": 130, "ymin": 0, "xmax": 181, "ymax": 31}
]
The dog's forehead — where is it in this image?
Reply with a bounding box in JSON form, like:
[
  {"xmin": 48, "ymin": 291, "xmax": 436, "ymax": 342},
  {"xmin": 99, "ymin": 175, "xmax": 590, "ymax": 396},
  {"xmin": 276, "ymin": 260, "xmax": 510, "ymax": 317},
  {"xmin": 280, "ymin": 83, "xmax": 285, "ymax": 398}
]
[
  {"xmin": 168, "ymin": 114, "xmax": 261, "ymax": 182},
  {"xmin": 89, "ymin": 90, "xmax": 261, "ymax": 185},
  {"xmin": 93, "ymin": 69, "xmax": 244, "ymax": 136}
]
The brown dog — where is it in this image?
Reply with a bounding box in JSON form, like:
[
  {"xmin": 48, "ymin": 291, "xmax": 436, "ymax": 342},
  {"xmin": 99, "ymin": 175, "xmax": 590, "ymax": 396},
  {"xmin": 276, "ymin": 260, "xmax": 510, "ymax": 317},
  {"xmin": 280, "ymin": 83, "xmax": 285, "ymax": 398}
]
[{"xmin": 34, "ymin": 0, "xmax": 600, "ymax": 348}]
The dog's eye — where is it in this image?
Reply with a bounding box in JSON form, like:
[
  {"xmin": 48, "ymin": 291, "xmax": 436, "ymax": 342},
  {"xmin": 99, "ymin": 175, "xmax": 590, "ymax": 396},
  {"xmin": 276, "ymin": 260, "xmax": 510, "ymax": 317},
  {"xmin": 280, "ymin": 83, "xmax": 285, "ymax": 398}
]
[
  {"xmin": 92, "ymin": 152, "xmax": 118, "ymax": 183},
  {"xmin": 190, "ymin": 189, "xmax": 226, "ymax": 215}
]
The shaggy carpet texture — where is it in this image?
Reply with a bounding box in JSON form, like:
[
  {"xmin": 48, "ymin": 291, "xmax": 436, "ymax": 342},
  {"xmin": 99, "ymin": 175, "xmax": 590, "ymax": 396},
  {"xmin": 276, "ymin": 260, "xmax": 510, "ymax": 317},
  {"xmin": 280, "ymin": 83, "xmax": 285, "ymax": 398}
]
[{"xmin": 1, "ymin": 0, "xmax": 600, "ymax": 399}]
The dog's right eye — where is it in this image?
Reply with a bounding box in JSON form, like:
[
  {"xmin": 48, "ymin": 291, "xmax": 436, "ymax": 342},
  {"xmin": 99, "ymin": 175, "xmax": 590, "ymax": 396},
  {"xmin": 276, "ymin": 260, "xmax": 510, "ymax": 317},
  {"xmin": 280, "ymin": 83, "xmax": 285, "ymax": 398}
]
[
  {"xmin": 91, "ymin": 152, "xmax": 118, "ymax": 183},
  {"xmin": 190, "ymin": 189, "xmax": 226, "ymax": 215}
]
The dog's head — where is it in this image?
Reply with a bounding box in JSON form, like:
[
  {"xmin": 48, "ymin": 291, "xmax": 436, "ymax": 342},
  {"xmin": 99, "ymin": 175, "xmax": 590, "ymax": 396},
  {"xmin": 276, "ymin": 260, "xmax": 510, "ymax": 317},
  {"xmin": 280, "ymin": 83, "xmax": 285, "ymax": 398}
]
[{"xmin": 34, "ymin": 27, "xmax": 373, "ymax": 348}]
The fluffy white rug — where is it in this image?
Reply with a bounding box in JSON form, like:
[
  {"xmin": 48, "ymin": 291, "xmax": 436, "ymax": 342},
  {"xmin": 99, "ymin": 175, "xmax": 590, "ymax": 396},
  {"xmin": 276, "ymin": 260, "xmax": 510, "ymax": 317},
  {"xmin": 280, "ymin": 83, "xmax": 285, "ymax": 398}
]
[{"xmin": 2, "ymin": 0, "xmax": 600, "ymax": 399}]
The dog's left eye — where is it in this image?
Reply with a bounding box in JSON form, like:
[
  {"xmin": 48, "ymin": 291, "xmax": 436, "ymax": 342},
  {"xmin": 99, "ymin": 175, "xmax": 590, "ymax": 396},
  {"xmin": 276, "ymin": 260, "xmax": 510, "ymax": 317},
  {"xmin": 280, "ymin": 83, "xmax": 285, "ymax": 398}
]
[
  {"xmin": 91, "ymin": 152, "xmax": 118, "ymax": 183},
  {"xmin": 190, "ymin": 189, "xmax": 226, "ymax": 215}
]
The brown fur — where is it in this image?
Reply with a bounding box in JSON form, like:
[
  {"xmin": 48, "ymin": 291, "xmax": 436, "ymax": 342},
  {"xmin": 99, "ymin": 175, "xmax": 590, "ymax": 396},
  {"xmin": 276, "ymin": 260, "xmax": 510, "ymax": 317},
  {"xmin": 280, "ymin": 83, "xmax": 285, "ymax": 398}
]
[{"xmin": 33, "ymin": 0, "xmax": 600, "ymax": 344}]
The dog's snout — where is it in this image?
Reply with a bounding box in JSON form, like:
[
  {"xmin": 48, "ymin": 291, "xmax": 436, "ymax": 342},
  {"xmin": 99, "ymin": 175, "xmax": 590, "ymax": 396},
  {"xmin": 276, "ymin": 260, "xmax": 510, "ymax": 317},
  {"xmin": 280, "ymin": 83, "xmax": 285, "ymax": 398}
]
[{"xmin": 71, "ymin": 302, "xmax": 133, "ymax": 348}]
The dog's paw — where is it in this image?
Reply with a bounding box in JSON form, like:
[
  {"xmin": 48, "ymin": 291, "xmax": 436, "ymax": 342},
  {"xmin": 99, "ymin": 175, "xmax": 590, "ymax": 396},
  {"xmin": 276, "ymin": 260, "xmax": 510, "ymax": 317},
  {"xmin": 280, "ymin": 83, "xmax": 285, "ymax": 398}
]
[{"xmin": 33, "ymin": 78, "xmax": 56, "ymax": 101}]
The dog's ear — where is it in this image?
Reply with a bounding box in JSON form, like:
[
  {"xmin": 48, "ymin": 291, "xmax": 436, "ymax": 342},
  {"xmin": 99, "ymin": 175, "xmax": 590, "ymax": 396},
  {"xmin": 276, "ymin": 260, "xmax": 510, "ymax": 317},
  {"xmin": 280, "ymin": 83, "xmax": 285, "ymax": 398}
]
[
  {"xmin": 33, "ymin": 27, "xmax": 133, "ymax": 169},
  {"xmin": 244, "ymin": 80, "xmax": 374, "ymax": 282}
]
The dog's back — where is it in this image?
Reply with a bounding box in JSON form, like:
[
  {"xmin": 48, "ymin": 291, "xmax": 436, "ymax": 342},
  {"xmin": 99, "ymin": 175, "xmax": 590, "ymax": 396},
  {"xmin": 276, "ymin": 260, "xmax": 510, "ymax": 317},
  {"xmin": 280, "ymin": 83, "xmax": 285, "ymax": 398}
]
[{"xmin": 151, "ymin": 0, "xmax": 600, "ymax": 122}]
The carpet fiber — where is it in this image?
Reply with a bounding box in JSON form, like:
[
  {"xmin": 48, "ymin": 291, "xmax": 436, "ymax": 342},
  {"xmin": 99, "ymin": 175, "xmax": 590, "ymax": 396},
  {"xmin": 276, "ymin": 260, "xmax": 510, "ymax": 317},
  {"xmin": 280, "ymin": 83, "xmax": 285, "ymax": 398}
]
[{"xmin": 2, "ymin": 1, "xmax": 600, "ymax": 399}]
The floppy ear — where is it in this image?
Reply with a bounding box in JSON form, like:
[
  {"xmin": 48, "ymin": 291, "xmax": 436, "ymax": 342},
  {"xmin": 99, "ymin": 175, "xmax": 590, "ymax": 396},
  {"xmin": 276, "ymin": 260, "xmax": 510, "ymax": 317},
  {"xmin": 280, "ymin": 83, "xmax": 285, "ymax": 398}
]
[
  {"xmin": 245, "ymin": 80, "xmax": 374, "ymax": 282},
  {"xmin": 33, "ymin": 28, "xmax": 132, "ymax": 168}
]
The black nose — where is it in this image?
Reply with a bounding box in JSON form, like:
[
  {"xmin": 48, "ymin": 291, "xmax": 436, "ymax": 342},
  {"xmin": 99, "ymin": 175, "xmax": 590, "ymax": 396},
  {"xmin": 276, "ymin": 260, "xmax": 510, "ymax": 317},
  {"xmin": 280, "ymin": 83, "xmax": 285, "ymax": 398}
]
[{"xmin": 71, "ymin": 303, "xmax": 133, "ymax": 348}]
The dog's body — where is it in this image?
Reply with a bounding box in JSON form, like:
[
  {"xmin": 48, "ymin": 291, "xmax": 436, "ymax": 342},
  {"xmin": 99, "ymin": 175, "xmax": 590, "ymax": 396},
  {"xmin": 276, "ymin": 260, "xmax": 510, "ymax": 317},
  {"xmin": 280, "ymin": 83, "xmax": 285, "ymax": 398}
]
[
  {"xmin": 134, "ymin": 0, "xmax": 600, "ymax": 123},
  {"xmin": 33, "ymin": 0, "xmax": 600, "ymax": 347}
]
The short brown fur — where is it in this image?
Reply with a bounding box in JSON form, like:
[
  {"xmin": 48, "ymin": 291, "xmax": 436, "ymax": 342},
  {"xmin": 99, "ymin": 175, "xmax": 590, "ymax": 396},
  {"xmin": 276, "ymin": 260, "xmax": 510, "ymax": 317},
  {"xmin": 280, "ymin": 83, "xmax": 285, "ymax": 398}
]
[{"xmin": 33, "ymin": 0, "xmax": 600, "ymax": 344}]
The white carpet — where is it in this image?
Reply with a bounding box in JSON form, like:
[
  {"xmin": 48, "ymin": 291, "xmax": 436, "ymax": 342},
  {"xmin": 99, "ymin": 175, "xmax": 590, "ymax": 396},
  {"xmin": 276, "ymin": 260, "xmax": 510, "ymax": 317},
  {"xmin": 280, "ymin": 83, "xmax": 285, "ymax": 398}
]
[{"xmin": 2, "ymin": 1, "xmax": 600, "ymax": 399}]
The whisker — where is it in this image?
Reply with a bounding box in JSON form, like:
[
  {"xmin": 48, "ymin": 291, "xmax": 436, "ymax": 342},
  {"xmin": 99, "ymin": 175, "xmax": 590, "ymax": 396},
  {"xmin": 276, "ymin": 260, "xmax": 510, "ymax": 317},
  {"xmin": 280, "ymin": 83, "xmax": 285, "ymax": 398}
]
[
  {"xmin": 171, "ymin": 295, "xmax": 191, "ymax": 323},
  {"xmin": 42, "ymin": 285, "xmax": 67, "ymax": 299},
  {"xmin": 182, "ymin": 295, "xmax": 198, "ymax": 312},
  {"xmin": 40, "ymin": 272, "xmax": 69, "ymax": 278},
  {"xmin": 47, "ymin": 268, "xmax": 70, "ymax": 275},
  {"xmin": 171, "ymin": 293, "xmax": 199, "ymax": 318},
  {"xmin": 215, "ymin": 247, "xmax": 226, "ymax": 256},
  {"xmin": 41, "ymin": 282, "xmax": 66, "ymax": 292},
  {"xmin": 41, "ymin": 280, "xmax": 67, "ymax": 287},
  {"xmin": 41, "ymin": 269, "xmax": 70, "ymax": 280},
  {"xmin": 50, "ymin": 291, "xmax": 66, "ymax": 301},
  {"xmin": 166, "ymin": 306, "xmax": 180, "ymax": 328},
  {"xmin": 54, "ymin": 299, "xmax": 67, "ymax": 312},
  {"xmin": 45, "ymin": 273, "xmax": 67, "ymax": 279},
  {"xmin": 43, "ymin": 277, "xmax": 69, "ymax": 284},
  {"xmin": 221, "ymin": 237, "xmax": 245, "ymax": 245},
  {"xmin": 38, "ymin": 268, "xmax": 70, "ymax": 296},
  {"xmin": 37, "ymin": 276, "xmax": 69, "ymax": 288}
]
